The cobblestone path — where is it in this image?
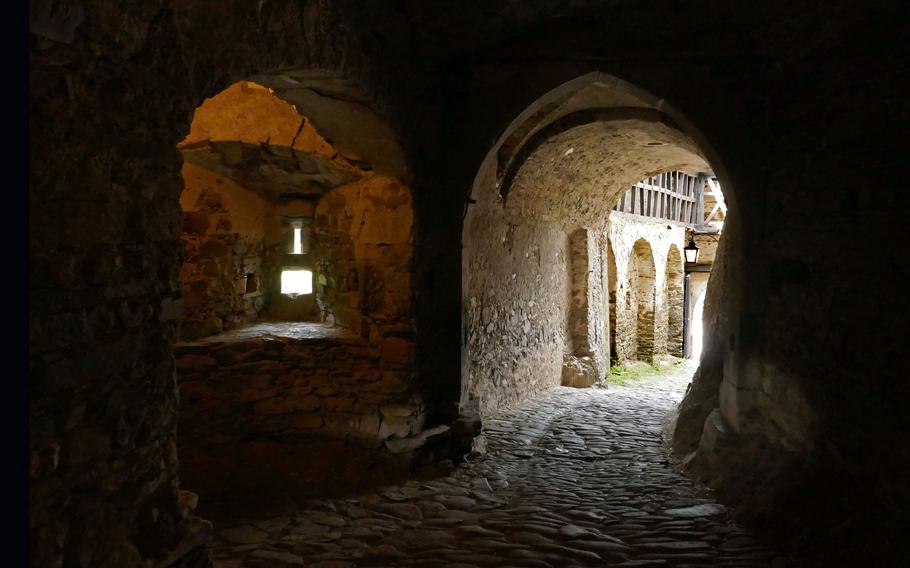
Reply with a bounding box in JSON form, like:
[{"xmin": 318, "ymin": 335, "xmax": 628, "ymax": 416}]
[{"xmin": 210, "ymin": 363, "xmax": 792, "ymax": 567}]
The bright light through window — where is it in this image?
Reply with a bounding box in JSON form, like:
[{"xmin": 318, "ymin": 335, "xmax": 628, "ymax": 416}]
[
  {"xmin": 292, "ymin": 227, "xmax": 302, "ymax": 254},
  {"xmin": 281, "ymin": 269, "xmax": 312, "ymax": 297}
]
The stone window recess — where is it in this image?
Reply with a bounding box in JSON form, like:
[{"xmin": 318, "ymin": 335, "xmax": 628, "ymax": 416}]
[{"xmin": 245, "ymin": 273, "xmax": 258, "ymax": 294}]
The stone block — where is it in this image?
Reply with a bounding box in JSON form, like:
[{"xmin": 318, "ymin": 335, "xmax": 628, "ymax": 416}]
[
  {"xmin": 561, "ymin": 355, "xmax": 598, "ymax": 388},
  {"xmin": 363, "ymin": 372, "xmax": 411, "ymax": 393},
  {"xmin": 255, "ymin": 396, "xmax": 322, "ymax": 415},
  {"xmin": 380, "ymin": 338, "xmax": 414, "ymax": 365},
  {"xmin": 289, "ymin": 414, "xmax": 324, "ymax": 430}
]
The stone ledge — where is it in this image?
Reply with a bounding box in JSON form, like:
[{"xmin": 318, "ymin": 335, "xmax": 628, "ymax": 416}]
[{"xmin": 176, "ymin": 321, "xmax": 359, "ymax": 346}]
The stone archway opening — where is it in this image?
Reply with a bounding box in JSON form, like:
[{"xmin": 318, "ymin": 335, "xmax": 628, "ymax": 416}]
[
  {"xmin": 462, "ymin": 72, "xmax": 729, "ymax": 415},
  {"xmin": 171, "ymin": 78, "xmax": 428, "ymax": 514}
]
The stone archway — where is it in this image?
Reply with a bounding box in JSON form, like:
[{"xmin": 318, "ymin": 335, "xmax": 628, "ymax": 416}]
[{"xmin": 461, "ymin": 72, "xmax": 716, "ymax": 413}]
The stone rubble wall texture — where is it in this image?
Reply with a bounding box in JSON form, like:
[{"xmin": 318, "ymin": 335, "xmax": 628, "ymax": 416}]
[
  {"xmin": 174, "ymin": 328, "xmax": 423, "ymax": 497},
  {"xmin": 29, "ymin": 2, "xmax": 412, "ymax": 566},
  {"xmin": 463, "ymin": 207, "xmax": 570, "ymax": 415},
  {"xmin": 568, "ymin": 228, "xmax": 593, "ymax": 357},
  {"xmin": 664, "ymin": 246, "xmax": 685, "ymax": 357},
  {"xmin": 563, "ymin": 228, "xmax": 608, "ymax": 386},
  {"xmin": 313, "ymin": 175, "xmax": 414, "ymax": 342},
  {"xmin": 691, "ymin": 232, "xmax": 720, "ymax": 265},
  {"xmin": 627, "ymin": 239, "xmax": 655, "ymax": 362},
  {"xmin": 29, "ymin": 1, "xmax": 908, "ymax": 566},
  {"xmin": 178, "ymin": 163, "xmax": 269, "ymax": 340},
  {"xmin": 465, "ymin": 206, "xmax": 686, "ymax": 407}
]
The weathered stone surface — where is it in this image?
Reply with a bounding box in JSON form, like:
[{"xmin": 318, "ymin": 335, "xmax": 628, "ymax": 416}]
[
  {"xmin": 29, "ymin": 2, "xmax": 908, "ymax": 566},
  {"xmin": 663, "ymin": 504, "xmax": 726, "ymax": 518},
  {"xmin": 561, "ymin": 355, "xmax": 598, "ymax": 388},
  {"xmin": 220, "ymin": 525, "xmax": 268, "ymax": 545},
  {"xmin": 175, "ymin": 323, "xmax": 423, "ymax": 496},
  {"xmin": 464, "ymin": 188, "xmax": 687, "ymax": 414},
  {"xmin": 205, "ymin": 367, "xmax": 791, "ymax": 566},
  {"xmin": 178, "ymin": 163, "xmax": 269, "ymax": 340}
]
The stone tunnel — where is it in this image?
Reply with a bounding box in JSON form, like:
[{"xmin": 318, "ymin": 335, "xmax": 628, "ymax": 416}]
[{"xmin": 28, "ymin": 2, "xmax": 907, "ymax": 567}]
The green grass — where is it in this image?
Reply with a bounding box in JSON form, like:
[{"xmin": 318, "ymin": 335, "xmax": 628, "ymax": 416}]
[{"xmin": 602, "ymin": 361, "xmax": 662, "ymax": 386}]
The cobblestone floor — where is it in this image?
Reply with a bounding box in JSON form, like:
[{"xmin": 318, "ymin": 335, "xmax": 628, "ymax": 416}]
[{"xmin": 209, "ymin": 362, "xmax": 794, "ymax": 567}]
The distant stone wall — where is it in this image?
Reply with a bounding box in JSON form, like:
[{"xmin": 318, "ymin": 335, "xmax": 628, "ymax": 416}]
[
  {"xmin": 175, "ymin": 324, "xmax": 423, "ymax": 496},
  {"xmin": 179, "ymin": 163, "xmax": 269, "ymax": 340},
  {"xmin": 463, "ymin": 208, "xmax": 687, "ymax": 411},
  {"xmin": 664, "ymin": 246, "xmax": 684, "ymax": 357},
  {"xmin": 605, "ymin": 212, "xmax": 686, "ymax": 364}
]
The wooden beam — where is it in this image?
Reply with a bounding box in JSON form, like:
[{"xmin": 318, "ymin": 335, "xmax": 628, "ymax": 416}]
[
  {"xmin": 695, "ymin": 173, "xmax": 706, "ymax": 229},
  {"xmin": 684, "ymin": 262, "xmax": 712, "ymax": 273},
  {"xmin": 633, "ymin": 181, "xmax": 696, "ymax": 201}
]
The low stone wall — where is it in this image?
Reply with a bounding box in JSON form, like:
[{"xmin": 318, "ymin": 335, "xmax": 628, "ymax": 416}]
[{"xmin": 175, "ymin": 322, "xmax": 424, "ymax": 497}]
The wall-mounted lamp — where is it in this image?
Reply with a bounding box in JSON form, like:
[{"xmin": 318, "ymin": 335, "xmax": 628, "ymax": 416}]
[{"xmin": 684, "ymin": 238, "xmax": 699, "ymax": 264}]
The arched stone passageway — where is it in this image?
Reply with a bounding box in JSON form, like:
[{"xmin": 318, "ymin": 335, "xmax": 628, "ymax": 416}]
[
  {"xmin": 462, "ymin": 71, "xmax": 713, "ymax": 413},
  {"xmin": 28, "ymin": 3, "xmax": 907, "ymax": 567}
]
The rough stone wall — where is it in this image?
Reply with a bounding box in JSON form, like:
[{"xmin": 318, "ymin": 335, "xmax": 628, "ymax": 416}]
[
  {"xmin": 178, "ymin": 163, "xmax": 268, "ymax": 340},
  {"xmin": 28, "ymin": 2, "xmax": 413, "ymax": 564},
  {"xmin": 463, "ymin": 209, "xmax": 570, "ymax": 414},
  {"xmin": 31, "ymin": 14, "xmax": 190, "ymax": 566},
  {"xmin": 605, "ymin": 213, "xmax": 686, "ymax": 364},
  {"xmin": 174, "ymin": 325, "xmax": 423, "ymax": 497},
  {"xmin": 589, "ymin": 232, "xmax": 608, "ymax": 375},
  {"xmin": 664, "ymin": 246, "xmax": 684, "ymax": 357},
  {"xmin": 313, "ymin": 176, "xmax": 414, "ymax": 343},
  {"xmin": 606, "ymin": 241, "xmax": 619, "ymax": 365},
  {"xmin": 30, "ymin": 1, "xmax": 910, "ymax": 565},
  {"xmin": 691, "ymin": 233, "xmax": 720, "ymax": 264},
  {"xmin": 464, "ymin": 205, "xmax": 685, "ymax": 408},
  {"xmin": 563, "ymin": 228, "xmax": 608, "ymax": 385},
  {"xmin": 567, "ymin": 229, "xmax": 592, "ymax": 356}
]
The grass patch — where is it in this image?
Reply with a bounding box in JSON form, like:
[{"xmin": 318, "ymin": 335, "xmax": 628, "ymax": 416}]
[{"xmin": 602, "ymin": 361, "xmax": 662, "ymax": 386}]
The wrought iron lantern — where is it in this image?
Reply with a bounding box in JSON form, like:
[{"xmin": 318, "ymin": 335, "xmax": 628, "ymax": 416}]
[{"xmin": 684, "ymin": 237, "xmax": 699, "ymax": 264}]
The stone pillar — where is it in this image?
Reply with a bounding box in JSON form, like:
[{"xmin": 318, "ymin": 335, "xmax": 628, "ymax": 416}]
[{"xmin": 563, "ymin": 228, "xmax": 607, "ymax": 386}]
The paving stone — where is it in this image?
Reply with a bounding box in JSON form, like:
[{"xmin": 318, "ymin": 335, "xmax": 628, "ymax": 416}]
[
  {"xmin": 208, "ymin": 364, "xmax": 791, "ymax": 566},
  {"xmin": 663, "ymin": 504, "xmax": 727, "ymax": 518},
  {"xmin": 249, "ymin": 549, "xmax": 305, "ymax": 564}
]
